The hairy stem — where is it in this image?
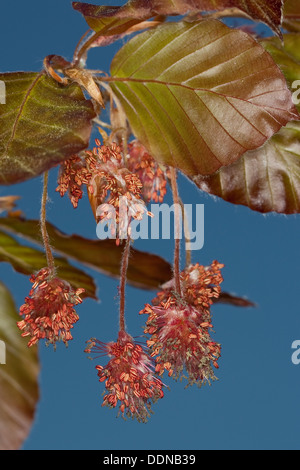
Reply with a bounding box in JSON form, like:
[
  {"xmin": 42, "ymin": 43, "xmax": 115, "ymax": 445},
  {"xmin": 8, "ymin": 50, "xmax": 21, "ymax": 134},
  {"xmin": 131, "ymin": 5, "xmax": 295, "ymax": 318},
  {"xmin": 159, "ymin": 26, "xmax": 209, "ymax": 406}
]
[
  {"xmin": 73, "ymin": 30, "xmax": 105, "ymax": 66},
  {"xmin": 73, "ymin": 28, "xmax": 93, "ymax": 64},
  {"xmin": 40, "ymin": 171, "xmax": 55, "ymax": 276},
  {"xmin": 119, "ymin": 237, "xmax": 131, "ymax": 332},
  {"xmin": 178, "ymin": 196, "xmax": 192, "ymax": 268},
  {"xmin": 170, "ymin": 167, "xmax": 182, "ymax": 297}
]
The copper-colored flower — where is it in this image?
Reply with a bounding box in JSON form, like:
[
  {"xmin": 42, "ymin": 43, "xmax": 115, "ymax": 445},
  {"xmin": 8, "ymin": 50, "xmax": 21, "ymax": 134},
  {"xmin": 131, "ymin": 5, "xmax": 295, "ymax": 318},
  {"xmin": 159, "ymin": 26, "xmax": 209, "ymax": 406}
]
[
  {"xmin": 140, "ymin": 296, "xmax": 221, "ymax": 386},
  {"xmin": 85, "ymin": 330, "xmax": 164, "ymax": 422},
  {"xmin": 127, "ymin": 140, "xmax": 168, "ymax": 203},
  {"xmin": 140, "ymin": 261, "xmax": 224, "ymax": 386},
  {"xmin": 56, "ymin": 155, "xmax": 92, "ymax": 208},
  {"xmin": 56, "ymin": 139, "xmax": 169, "ymax": 214},
  {"xmin": 86, "ymin": 141, "xmax": 150, "ymax": 242},
  {"xmin": 153, "ymin": 261, "xmax": 224, "ymax": 320},
  {"xmin": 17, "ymin": 268, "xmax": 84, "ymax": 347}
]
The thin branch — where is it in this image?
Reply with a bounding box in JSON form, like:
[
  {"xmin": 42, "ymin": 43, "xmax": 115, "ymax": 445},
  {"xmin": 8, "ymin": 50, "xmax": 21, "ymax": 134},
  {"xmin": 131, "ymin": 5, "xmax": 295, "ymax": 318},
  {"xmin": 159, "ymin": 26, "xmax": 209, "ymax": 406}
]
[
  {"xmin": 170, "ymin": 167, "xmax": 182, "ymax": 297},
  {"xmin": 178, "ymin": 196, "xmax": 192, "ymax": 268},
  {"xmin": 40, "ymin": 171, "xmax": 55, "ymax": 276},
  {"xmin": 73, "ymin": 30, "xmax": 100, "ymax": 66},
  {"xmin": 119, "ymin": 237, "xmax": 131, "ymax": 332},
  {"xmin": 73, "ymin": 28, "xmax": 93, "ymax": 64}
]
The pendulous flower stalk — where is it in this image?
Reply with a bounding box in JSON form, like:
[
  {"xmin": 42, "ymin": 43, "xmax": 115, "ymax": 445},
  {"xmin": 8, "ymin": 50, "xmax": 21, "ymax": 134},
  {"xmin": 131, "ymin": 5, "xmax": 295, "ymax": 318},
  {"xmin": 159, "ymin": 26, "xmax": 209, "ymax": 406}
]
[
  {"xmin": 119, "ymin": 237, "xmax": 131, "ymax": 332},
  {"xmin": 18, "ymin": 171, "xmax": 85, "ymax": 347},
  {"xmin": 40, "ymin": 171, "xmax": 55, "ymax": 276},
  {"xmin": 170, "ymin": 167, "xmax": 182, "ymax": 297}
]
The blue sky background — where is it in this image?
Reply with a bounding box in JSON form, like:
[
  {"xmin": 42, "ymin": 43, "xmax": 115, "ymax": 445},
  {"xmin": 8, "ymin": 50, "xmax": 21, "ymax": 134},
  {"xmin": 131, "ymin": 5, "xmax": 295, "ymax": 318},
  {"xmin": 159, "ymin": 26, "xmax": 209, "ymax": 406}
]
[{"xmin": 1, "ymin": 0, "xmax": 300, "ymax": 451}]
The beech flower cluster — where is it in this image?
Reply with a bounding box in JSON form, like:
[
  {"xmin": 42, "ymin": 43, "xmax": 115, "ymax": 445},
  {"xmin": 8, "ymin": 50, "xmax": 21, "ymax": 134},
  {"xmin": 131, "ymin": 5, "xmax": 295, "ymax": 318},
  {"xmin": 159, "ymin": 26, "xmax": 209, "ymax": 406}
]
[{"xmin": 18, "ymin": 139, "xmax": 224, "ymax": 421}]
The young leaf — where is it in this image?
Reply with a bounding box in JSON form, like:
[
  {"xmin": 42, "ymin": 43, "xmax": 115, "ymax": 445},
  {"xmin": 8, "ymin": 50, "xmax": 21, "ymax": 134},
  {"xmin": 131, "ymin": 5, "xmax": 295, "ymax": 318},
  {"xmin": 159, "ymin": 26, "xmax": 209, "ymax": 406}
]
[
  {"xmin": 191, "ymin": 33, "xmax": 300, "ymax": 214},
  {"xmin": 73, "ymin": 0, "xmax": 283, "ymax": 36},
  {"xmin": 284, "ymin": 0, "xmax": 300, "ymax": 18},
  {"xmin": 0, "ymin": 230, "xmax": 97, "ymax": 298},
  {"xmin": 0, "ymin": 282, "xmax": 39, "ymax": 450},
  {"xmin": 192, "ymin": 121, "xmax": 300, "ymax": 214},
  {"xmin": 0, "ymin": 217, "xmax": 255, "ymax": 305},
  {"xmin": 208, "ymin": 0, "xmax": 283, "ymax": 36},
  {"xmin": 0, "ymin": 72, "xmax": 96, "ymax": 185},
  {"xmin": 0, "ymin": 216, "xmax": 256, "ymax": 307},
  {"xmin": 261, "ymin": 33, "xmax": 300, "ymax": 87},
  {"xmin": 283, "ymin": 0, "xmax": 300, "ymax": 31},
  {"xmin": 73, "ymin": 1, "xmax": 155, "ymax": 36},
  {"xmin": 216, "ymin": 292, "xmax": 256, "ymax": 308},
  {"xmin": 0, "ymin": 218, "xmax": 173, "ymax": 290},
  {"xmin": 109, "ymin": 20, "xmax": 298, "ymax": 176}
]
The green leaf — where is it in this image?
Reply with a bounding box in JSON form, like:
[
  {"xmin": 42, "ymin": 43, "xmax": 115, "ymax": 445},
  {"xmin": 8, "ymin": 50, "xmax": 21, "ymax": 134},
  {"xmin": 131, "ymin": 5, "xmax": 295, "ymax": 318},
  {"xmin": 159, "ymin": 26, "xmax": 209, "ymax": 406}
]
[
  {"xmin": 73, "ymin": 0, "xmax": 283, "ymax": 36},
  {"xmin": 0, "ymin": 282, "xmax": 39, "ymax": 450},
  {"xmin": 261, "ymin": 34, "xmax": 300, "ymax": 91},
  {"xmin": 0, "ymin": 230, "xmax": 97, "ymax": 298},
  {"xmin": 109, "ymin": 20, "xmax": 298, "ymax": 176},
  {"xmin": 0, "ymin": 218, "xmax": 172, "ymax": 290},
  {"xmin": 0, "ymin": 72, "xmax": 96, "ymax": 185}
]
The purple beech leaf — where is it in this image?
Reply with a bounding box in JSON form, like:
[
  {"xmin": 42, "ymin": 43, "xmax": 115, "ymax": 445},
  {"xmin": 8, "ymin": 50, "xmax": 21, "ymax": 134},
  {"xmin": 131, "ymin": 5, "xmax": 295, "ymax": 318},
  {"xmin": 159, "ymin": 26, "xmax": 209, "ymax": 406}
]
[
  {"xmin": 73, "ymin": 1, "xmax": 155, "ymax": 36},
  {"xmin": 0, "ymin": 72, "xmax": 96, "ymax": 185},
  {"xmin": 283, "ymin": 0, "xmax": 300, "ymax": 31},
  {"xmin": 0, "ymin": 217, "xmax": 255, "ymax": 304},
  {"xmin": 215, "ymin": 292, "xmax": 256, "ymax": 308},
  {"xmin": 193, "ymin": 121, "xmax": 300, "ymax": 214},
  {"xmin": 192, "ymin": 33, "xmax": 300, "ymax": 214},
  {"xmin": 0, "ymin": 282, "xmax": 40, "ymax": 450},
  {"xmin": 284, "ymin": 0, "xmax": 300, "ymax": 18},
  {"xmin": 73, "ymin": 0, "xmax": 284, "ymax": 36},
  {"xmin": 109, "ymin": 19, "xmax": 298, "ymax": 176},
  {"xmin": 0, "ymin": 217, "xmax": 172, "ymax": 291}
]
